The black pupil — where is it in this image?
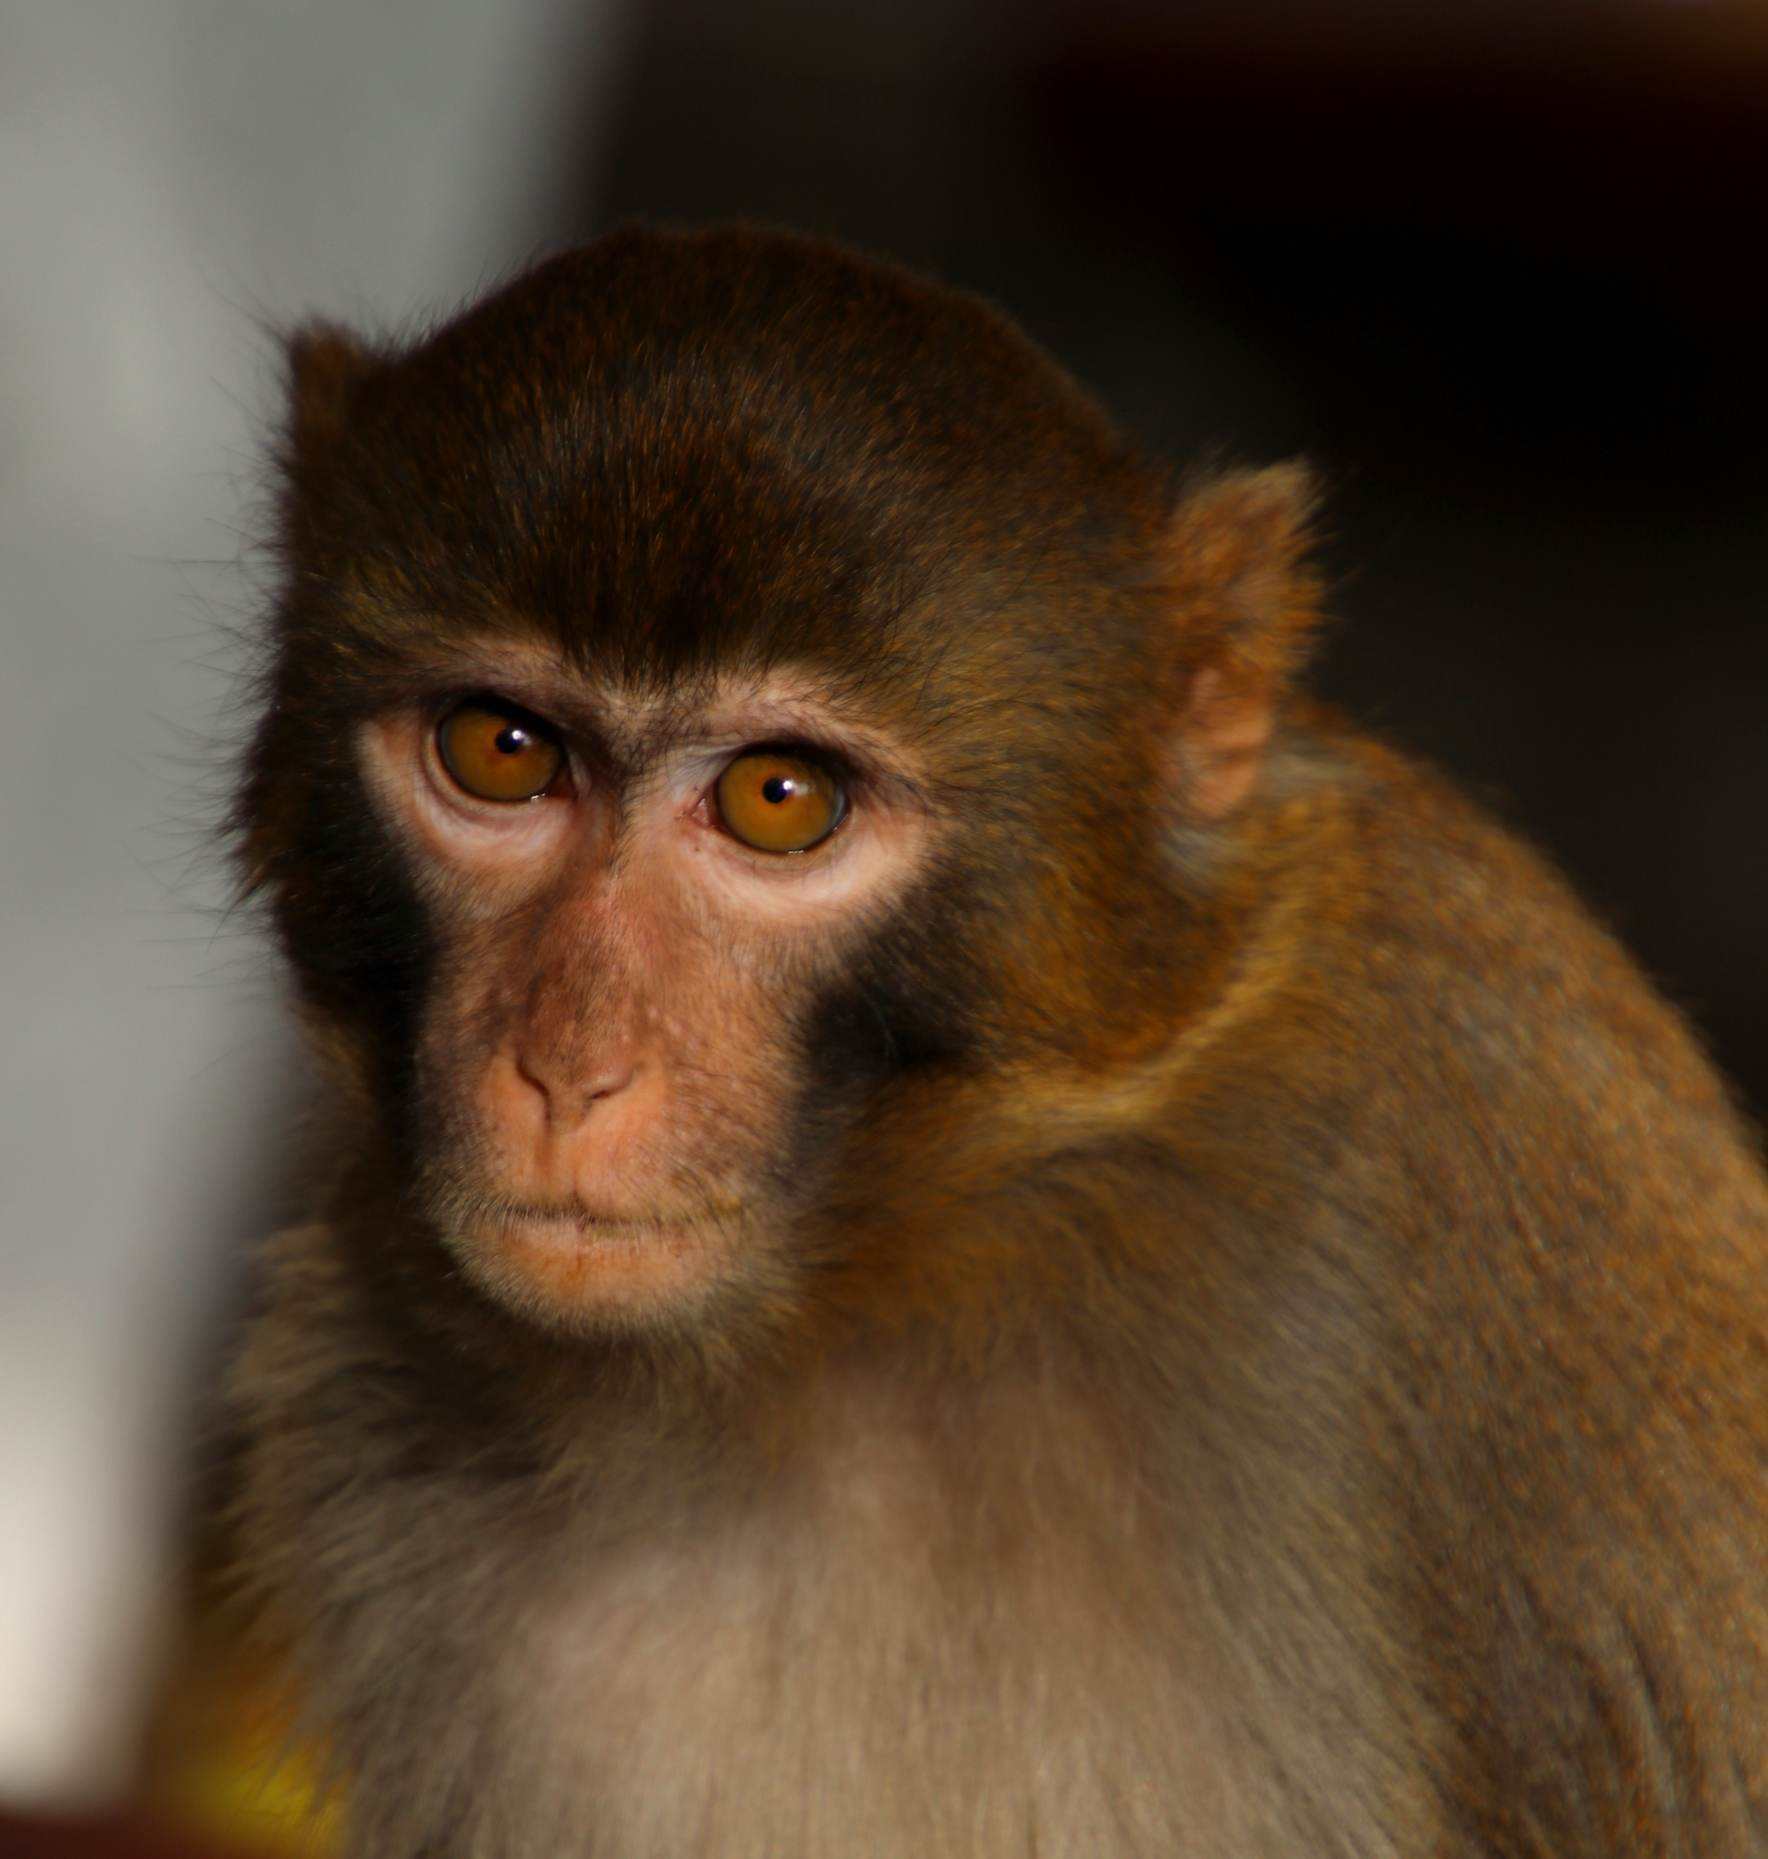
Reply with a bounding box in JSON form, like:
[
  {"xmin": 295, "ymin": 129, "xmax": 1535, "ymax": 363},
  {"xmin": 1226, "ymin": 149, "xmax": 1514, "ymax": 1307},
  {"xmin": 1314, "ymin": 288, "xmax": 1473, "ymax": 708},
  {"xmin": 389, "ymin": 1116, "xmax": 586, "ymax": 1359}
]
[
  {"xmin": 761, "ymin": 774, "xmax": 793, "ymax": 805},
  {"xmin": 494, "ymin": 724, "xmax": 529, "ymax": 756}
]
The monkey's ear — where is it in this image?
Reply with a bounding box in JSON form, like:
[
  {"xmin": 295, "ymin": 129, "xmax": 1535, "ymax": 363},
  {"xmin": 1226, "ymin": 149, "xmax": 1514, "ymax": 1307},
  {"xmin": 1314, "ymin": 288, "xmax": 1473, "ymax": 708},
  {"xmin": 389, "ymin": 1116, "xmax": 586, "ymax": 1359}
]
[
  {"xmin": 1158, "ymin": 462, "xmax": 1323, "ymax": 820},
  {"xmin": 283, "ymin": 321, "xmax": 376, "ymax": 462}
]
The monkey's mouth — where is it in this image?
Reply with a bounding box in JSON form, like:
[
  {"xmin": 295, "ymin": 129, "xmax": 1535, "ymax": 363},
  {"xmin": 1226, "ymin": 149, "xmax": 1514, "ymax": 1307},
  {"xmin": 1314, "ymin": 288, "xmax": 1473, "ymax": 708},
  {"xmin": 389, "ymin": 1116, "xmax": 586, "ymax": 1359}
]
[
  {"xmin": 434, "ymin": 1183, "xmax": 744, "ymax": 1237},
  {"xmin": 436, "ymin": 1190, "xmax": 752, "ymax": 1323},
  {"xmin": 485, "ymin": 1202, "xmax": 744, "ymax": 1246}
]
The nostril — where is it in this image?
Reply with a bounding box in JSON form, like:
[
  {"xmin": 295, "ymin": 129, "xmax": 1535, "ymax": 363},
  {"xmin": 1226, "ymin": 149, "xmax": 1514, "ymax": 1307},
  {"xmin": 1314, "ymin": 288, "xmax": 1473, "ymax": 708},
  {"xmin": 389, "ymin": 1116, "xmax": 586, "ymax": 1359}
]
[
  {"xmin": 513, "ymin": 1048, "xmax": 557, "ymax": 1107},
  {"xmin": 585, "ymin": 1063, "xmax": 636, "ymax": 1103},
  {"xmin": 512, "ymin": 1048, "xmax": 636, "ymax": 1120}
]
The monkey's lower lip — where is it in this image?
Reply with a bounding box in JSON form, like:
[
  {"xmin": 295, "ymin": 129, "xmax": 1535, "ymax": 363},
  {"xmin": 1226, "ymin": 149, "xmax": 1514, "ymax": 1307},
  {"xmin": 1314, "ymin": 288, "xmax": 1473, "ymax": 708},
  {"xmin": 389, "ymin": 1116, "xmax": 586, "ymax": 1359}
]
[
  {"xmin": 473, "ymin": 1204, "xmax": 743, "ymax": 1247},
  {"xmin": 453, "ymin": 1200, "xmax": 748, "ymax": 1318}
]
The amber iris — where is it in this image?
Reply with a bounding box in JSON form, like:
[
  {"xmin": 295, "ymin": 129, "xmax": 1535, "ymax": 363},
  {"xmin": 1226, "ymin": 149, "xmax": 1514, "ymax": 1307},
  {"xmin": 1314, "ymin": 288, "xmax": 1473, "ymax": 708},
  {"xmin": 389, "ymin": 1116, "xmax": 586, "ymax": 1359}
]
[
  {"xmin": 436, "ymin": 700, "xmax": 564, "ymax": 803},
  {"xmin": 716, "ymin": 751, "xmax": 845, "ymax": 853}
]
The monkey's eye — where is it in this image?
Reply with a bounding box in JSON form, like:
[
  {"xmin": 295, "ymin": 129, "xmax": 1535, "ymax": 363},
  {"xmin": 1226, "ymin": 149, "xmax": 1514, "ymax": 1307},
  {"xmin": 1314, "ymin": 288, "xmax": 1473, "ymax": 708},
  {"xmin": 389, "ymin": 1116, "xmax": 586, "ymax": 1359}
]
[
  {"xmin": 714, "ymin": 750, "xmax": 847, "ymax": 854},
  {"xmin": 436, "ymin": 699, "xmax": 565, "ymax": 803}
]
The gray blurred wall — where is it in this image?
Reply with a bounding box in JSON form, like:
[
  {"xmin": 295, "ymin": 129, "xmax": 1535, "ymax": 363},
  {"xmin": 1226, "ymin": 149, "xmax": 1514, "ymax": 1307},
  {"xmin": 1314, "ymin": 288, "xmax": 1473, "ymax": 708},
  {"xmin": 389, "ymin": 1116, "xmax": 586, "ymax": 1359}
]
[{"xmin": 0, "ymin": 0, "xmax": 626, "ymax": 1807}]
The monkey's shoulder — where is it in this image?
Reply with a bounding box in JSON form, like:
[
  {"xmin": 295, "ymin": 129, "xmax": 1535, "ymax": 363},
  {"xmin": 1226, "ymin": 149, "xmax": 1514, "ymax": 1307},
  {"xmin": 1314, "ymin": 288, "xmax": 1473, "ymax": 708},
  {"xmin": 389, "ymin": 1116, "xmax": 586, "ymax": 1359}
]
[{"xmin": 1231, "ymin": 719, "xmax": 1758, "ymax": 1162}]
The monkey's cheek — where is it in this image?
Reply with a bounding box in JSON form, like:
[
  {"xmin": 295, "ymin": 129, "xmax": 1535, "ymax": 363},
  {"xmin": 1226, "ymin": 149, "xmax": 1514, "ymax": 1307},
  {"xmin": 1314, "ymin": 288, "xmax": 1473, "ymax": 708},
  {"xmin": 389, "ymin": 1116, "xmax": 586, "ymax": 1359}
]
[{"xmin": 450, "ymin": 1211, "xmax": 749, "ymax": 1333}]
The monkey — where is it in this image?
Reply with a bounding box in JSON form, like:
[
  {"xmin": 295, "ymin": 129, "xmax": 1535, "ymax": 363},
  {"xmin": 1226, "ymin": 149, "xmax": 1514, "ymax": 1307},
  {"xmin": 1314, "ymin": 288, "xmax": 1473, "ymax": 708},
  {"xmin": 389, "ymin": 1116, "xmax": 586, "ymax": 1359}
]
[{"xmin": 228, "ymin": 223, "xmax": 1767, "ymax": 1858}]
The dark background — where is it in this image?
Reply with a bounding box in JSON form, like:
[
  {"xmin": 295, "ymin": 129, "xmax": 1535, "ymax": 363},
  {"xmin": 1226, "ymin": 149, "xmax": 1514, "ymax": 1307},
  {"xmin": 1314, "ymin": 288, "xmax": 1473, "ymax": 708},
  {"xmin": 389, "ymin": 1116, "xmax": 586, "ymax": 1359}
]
[{"xmin": 562, "ymin": 0, "xmax": 1768, "ymax": 1109}]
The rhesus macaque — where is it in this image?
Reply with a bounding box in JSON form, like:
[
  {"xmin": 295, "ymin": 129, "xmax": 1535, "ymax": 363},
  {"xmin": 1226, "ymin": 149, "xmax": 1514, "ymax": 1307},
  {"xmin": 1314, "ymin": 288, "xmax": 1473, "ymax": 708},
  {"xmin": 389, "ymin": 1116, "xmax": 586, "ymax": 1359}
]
[{"xmin": 231, "ymin": 225, "xmax": 1767, "ymax": 1858}]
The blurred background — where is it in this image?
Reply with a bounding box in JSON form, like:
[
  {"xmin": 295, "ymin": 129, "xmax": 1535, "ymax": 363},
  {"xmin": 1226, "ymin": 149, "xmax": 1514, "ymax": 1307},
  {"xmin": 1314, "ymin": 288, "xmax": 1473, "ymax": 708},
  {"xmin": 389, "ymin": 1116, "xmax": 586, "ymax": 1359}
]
[{"xmin": 2, "ymin": 0, "xmax": 1763, "ymax": 1851}]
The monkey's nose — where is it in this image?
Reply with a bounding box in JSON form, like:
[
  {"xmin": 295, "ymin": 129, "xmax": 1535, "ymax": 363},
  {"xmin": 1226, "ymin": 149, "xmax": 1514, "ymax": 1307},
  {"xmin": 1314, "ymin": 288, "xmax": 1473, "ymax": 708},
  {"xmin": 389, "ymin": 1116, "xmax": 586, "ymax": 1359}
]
[
  {"xmin": 509, "ymin": 1047, "xmax": 638, "ymax": 1128},
  {"xmin": 478, "ymin": 1047, "xmax": 666, "ymax": 1204}
]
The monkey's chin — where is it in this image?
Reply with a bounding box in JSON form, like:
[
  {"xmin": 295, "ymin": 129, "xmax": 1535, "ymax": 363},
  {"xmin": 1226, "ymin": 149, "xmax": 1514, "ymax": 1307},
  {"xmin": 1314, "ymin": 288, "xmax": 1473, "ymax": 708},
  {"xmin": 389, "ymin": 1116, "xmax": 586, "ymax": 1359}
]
[{"xmin": 448, "ymin": 1205, "xmax": 748, "ymax": 1334}]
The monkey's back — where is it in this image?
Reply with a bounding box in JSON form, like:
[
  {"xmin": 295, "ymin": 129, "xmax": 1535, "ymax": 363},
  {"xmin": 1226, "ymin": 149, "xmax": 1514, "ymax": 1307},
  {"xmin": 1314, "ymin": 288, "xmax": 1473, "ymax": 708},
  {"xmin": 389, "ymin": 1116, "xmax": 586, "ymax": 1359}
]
[{"xmin": 1142, "ymin": 719, "xmax": 1768, "ymax": 1854}]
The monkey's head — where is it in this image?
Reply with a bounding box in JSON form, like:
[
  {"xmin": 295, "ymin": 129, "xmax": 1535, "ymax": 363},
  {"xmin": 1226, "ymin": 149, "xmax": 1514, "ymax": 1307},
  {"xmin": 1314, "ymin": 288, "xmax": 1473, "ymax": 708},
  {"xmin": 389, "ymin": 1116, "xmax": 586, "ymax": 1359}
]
[{"xmin": 241, "ymin": 226, "xmax": 1320, "ymax": 1346}]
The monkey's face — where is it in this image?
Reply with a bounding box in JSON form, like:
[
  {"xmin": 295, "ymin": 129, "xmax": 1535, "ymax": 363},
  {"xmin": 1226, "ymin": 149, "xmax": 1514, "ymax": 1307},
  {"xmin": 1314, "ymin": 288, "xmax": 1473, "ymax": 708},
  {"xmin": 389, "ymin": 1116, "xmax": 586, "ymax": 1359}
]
[
  {"xmin": 350, "ymin": 652, "xmax": 941, "ymax": 1334},
  {"xmin": 244, "ymin": 229, "xmax": 1216, "ymax": 1342}
]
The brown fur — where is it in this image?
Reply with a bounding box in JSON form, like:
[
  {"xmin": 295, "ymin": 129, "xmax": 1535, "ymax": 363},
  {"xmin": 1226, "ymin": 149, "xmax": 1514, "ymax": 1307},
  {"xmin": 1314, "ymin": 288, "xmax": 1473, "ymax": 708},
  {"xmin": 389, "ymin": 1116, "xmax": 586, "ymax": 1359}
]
[{"xmin": 232, "ymin": 225, "xmax": 1767, "ymax": 1857}]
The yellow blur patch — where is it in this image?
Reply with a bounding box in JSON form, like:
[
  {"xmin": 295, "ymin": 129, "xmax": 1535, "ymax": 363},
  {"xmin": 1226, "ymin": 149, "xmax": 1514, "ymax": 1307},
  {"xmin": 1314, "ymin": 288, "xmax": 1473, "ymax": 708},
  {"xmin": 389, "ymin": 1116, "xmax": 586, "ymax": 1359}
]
[
  {"xmin": 160, "ymin": 1736, "xmax": 340, "ymax": 1858},
  {"xmin": 148, "ymin": 1646, "xmax": 342, "ymax": 1858}
]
